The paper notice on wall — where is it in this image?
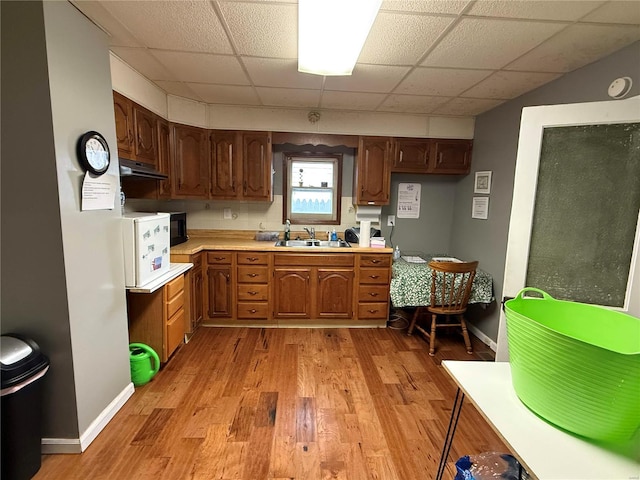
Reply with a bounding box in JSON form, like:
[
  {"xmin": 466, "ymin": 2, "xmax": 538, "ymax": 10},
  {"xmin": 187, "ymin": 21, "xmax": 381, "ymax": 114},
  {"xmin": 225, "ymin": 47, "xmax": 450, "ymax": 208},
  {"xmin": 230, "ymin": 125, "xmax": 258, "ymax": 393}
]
[
  {"xmin": 397, "ymin": 183, "xmax": 421, "ymax": 218},
  {"xmin": 81, "ymin": 172, "xmax": 118, "ymax": 211}
]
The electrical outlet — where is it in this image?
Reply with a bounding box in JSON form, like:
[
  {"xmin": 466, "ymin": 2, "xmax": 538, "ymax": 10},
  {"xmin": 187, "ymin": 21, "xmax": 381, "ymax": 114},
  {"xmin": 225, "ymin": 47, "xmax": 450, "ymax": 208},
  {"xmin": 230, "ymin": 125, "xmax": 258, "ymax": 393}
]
[
  {"xmin": 387, "ymin": 215, "xmax": 395, "ymax": 226},
  {"xmin": 223, "ymin": 208, "xmax": 232, "ymax": 219}
]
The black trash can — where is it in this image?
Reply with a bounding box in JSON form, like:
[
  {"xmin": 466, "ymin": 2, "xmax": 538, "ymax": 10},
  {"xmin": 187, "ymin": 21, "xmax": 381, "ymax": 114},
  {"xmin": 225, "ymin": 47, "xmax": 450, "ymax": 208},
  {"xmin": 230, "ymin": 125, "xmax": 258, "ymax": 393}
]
[{"xmin": 1, "ymin": 334, "xmax": 50, "ymax": 480}]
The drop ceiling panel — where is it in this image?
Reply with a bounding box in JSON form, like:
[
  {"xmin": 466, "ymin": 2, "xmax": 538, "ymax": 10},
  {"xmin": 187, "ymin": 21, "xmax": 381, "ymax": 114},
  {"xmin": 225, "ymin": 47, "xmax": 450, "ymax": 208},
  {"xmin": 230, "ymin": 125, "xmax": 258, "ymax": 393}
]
[
  {"xmin": 70, "ymin": 1, "xmax": 143, "ymax": 48},
  {"xmin": 506, "ymin": 23, "xmax": 640, "ymax": 73},
  {"xmin": 187, "ymin": 84, "xmax": 260, "ymax": 105},
  {"xmin": 325, "ymin": 65, "xmax": 411, "ymax": 93},
  {"xmin": 256, "ymin": 87, "xmax": 321, "ymax": 108},
  {"xmin": 381, "ymin": 0, "xmax": 470, "ymax": 15},
  {"xmin": 219, "ymin": 2, "xmax": 298, "ymax": 58},
  {"xmin": 582, "ymin": 1, "xmax": 640, "ymax": 24},
  {"xmin": 75, "ymin": 0, "xmax": 640, "ymax": 118},
  {"xmin": 467, "ymin": 0, "xmax": 605, "ymax": 21},
  {"xmin": 151, "ymin": 51, "xmax": 250, "ymax": 85},
  {"xmin": 101, "ymin": 1, "xmax": 233, "ymax": 54},
  {"xmin": 359, "ymin": 12, "xmax": 455, "ymax": 65},
  {"xmin": 243, "ymin": 58, "xmax": 323, "ymax": 89},
  {"xmin": 422, "ymin": 18, "xmax": 568, "ymax": 69},
  {"xmin": 433, "ymin": 97, "xmax": 506, "ymax": 116},
  {"xmin": 321, "ymin": 91, "xmax": 387, "ymax": 111},
  {"xmin": 461, "ymin": 71, "xmax": 562, "ymax": 99},
  {"xmin": 396, "ymin": 67, "xmax": 493, "ymax": 96},
  {"xmin": 378, "ymin": 94, "xmax": 451, "ymax": 114},
  {"xmin": 155, "ymin": 81, "xmax": 203, "ymax": 101}
]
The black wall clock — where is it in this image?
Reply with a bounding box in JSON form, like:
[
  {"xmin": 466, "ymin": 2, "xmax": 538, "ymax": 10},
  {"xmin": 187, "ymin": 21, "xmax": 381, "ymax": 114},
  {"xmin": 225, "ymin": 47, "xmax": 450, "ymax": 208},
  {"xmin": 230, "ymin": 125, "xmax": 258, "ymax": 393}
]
[{"xmin": 77, "ymin": 131, "xmax": 111, "ymax": 176}]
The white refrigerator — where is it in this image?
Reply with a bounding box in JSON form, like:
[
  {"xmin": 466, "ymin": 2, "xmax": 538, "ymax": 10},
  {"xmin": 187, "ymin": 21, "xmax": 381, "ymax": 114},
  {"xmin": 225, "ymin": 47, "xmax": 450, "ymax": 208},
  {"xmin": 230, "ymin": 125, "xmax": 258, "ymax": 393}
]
[{"xmin": 122, "ymin": 213, "xmax": 170, "ymax": 287}]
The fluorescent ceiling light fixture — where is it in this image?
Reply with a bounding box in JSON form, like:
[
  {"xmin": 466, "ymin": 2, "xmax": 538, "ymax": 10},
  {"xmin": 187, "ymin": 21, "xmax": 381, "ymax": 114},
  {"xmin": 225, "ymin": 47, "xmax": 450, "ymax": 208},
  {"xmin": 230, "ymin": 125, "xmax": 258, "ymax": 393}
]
[{"xmin": 298, "ymin": 0, "xmax": 382, "ymax": 76}]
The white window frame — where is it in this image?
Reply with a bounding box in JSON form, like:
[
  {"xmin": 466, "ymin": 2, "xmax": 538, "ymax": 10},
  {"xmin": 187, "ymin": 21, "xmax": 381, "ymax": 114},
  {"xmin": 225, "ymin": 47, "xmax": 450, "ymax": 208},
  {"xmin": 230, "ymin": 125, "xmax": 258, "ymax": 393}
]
[{"xmin": 283, "ymin": 153, "xmax": 342, "ymax": 225}]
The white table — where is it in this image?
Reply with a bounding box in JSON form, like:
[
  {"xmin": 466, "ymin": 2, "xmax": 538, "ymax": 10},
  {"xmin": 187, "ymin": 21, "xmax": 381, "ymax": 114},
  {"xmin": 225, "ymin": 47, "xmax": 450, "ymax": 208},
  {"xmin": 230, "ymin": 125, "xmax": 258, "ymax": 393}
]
[{"xmin": 440, "ymin": 360, "xmax": 640, "ymax": 480}]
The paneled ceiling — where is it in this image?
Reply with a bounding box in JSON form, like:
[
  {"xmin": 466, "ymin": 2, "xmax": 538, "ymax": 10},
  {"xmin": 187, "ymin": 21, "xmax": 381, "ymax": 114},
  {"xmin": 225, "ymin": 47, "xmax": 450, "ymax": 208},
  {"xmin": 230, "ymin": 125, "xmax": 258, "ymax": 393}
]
[{"xmin": 72, "ymin": 0, "xmax": 640, "ymax": 117}]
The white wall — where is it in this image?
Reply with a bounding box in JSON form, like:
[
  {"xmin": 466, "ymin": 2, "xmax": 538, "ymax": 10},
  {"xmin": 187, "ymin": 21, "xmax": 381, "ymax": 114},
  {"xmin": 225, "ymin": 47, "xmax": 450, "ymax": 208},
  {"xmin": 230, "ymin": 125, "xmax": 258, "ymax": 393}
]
[
  {"xmin": 43, "ymin": 1, "xmax": 132, "ymax": 443},
  {"xmin": 1, "ymin": 1, "xmax": 132, "ymax": 452}
]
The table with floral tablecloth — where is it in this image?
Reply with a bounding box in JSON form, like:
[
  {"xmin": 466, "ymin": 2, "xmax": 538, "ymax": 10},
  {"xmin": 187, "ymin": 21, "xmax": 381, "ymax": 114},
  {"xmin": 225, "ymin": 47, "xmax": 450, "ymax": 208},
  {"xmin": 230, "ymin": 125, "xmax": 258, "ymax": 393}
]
[{"xmin": 390, "ymin": 254, "xmax": 494, "ymax": 308}]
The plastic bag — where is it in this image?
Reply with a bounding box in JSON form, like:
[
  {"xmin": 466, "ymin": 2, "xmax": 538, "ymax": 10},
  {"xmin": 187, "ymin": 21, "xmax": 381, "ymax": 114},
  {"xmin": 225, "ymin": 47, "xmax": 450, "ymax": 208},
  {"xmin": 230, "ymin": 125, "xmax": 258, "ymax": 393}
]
[{"xmin": 454, "ymin": 452, "xmax": 524, "ymax": 480}]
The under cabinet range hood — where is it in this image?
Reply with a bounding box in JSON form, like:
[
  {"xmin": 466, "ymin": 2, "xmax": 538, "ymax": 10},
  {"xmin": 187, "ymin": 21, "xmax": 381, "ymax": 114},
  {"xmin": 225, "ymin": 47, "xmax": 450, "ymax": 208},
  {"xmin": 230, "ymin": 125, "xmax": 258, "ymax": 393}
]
[{"xmin": 119, "ymin": 158, "xmax": 168, "ymax": 180}]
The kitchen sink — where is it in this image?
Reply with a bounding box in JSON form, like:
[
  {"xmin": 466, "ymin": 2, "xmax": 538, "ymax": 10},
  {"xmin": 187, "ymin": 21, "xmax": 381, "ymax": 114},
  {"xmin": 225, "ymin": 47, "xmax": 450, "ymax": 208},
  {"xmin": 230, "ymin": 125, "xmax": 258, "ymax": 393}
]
[{"xmin": 274, "ymin": 239, "xmax": 351, "ymax": 248}]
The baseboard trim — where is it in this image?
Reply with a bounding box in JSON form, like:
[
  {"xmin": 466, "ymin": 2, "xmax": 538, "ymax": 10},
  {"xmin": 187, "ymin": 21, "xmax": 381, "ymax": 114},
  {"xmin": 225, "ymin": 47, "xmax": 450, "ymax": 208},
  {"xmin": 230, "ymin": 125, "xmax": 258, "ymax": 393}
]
[
  {"xmin": 467, "ymin": 323, "xmax": 497, "ymax": 352},
  {"xmin": 42, "ymin": 382, "xmax": 135, "ymax": 454}
]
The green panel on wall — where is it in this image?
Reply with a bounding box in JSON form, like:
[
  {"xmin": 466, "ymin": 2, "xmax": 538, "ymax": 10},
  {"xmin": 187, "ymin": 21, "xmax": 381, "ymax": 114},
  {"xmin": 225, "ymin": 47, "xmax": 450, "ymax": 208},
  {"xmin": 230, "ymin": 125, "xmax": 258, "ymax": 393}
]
[{"xmin": 526, "ymin": 122, "xmax": 640, "ymax": 306}]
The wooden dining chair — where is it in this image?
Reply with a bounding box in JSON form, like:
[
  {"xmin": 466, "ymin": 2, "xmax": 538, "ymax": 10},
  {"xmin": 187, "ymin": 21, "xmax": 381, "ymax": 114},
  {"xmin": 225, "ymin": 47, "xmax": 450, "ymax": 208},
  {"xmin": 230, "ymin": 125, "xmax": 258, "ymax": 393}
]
[{"xmin": 407, "ymin": 260, "xmax": 478, "ymax": 356}]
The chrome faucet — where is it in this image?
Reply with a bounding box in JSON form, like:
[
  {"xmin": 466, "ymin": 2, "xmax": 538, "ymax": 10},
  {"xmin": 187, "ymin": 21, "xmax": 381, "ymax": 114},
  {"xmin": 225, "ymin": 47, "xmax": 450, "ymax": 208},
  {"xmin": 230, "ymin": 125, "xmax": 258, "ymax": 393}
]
[{"xmin": 304, "ymin": 227, "xmax": 316, "ymax": 239}]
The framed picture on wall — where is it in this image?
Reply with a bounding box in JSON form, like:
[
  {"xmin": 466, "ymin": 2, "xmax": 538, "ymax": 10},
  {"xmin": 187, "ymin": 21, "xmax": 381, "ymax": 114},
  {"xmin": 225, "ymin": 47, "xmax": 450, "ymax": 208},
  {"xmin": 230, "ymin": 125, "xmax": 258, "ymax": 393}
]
[{"xmin": 474, "ymin": 171, "xmax": 492, "ymax": 194}]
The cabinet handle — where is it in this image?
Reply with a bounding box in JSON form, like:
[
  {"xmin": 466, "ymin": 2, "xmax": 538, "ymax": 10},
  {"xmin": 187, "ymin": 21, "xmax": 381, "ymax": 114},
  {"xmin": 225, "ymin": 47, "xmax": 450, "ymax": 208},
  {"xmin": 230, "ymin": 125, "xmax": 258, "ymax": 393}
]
[
  {"xmin": 246, "ymin": 257, "xmax": 259, "ymax": 262},
  {"xmin": 129, "ymin": 131, "xmax": 133, "ymax": 145},
  {"xmin": 368, "ymin": 292, "xmax": 379, "ymax": 297},
  {"xmin": 399, "ymin": 150, "xmax": 403, "ymax": 163},
  {"xmin": 248, "ymin": 291, "xmax": 258, "ymax": 295},
  {"xmin": 371, "ymin": 259, "xmax": 381, "ymax": 264},
  {"xmin": 249, "ymin": 309, "xmax": 257, "ymax": 314},
  {"xmin": 213, "ymin": 256, "xmax": 226, "ymax": 261},
  {"xmin": 248, "ymin": 273, "xmax": 258, "ymax": 278},
  {"xmin": 369, "ymin": 275, "xmax": 380, "ymax": 279},
  {"xmin": 368, "ymin": 309, "xmax": 378, "ymax": 314}
]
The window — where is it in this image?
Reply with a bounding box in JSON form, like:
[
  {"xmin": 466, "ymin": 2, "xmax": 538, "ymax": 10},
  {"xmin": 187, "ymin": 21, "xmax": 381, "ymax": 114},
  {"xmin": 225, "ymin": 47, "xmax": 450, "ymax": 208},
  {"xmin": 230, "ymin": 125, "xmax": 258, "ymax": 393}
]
[{"xmin": 283, "ymin": 153, "xmax": 342, "ymax": 225}]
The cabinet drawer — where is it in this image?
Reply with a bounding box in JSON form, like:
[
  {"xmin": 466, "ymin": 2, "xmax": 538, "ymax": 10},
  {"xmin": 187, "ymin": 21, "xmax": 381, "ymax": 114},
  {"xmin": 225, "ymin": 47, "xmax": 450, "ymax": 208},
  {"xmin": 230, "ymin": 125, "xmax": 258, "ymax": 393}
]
[
  {"xmin": 237, "ymin": 252, "xmax": 269, "ymax": 265},
  {"xmin": 237, "ymin": 266, "xmax": 269, "ymax": 283},
  {"xmin": 274, "ymin": 253, "xmax": 354, "ymax": 267},
  {"xmin": 166, "ymin": 308, "xmax": 184, "ymax": 358},
  {"xmin": 237, "ymin": 284, "xmax": 269, "ymax": 301},
  {"xmin": 207, "ymin": 252, "xmax": 233, "ymax": 264},
  {"xmin": 358, "ymin": 302, "xmax": 389, "ymax": 319},
  {"xmin": 165, "ymin": 274, "xmax": 184, "ymax": 300},
  {"xmin": 359, "ymin": 268, "xmax": 391, "ymax": 284},
  {"xmin": 166, "ymin": 289, "xmax": 184, "ymax": 319},
  {"xmin": 358, "ymin": 285, "xmax": 389, "ymax": 302},
  {"xmin": 359, "ymin": 255, "xmax": 391, "ymax": 267},
  {"xmin": 237, "ymin": 302, "xmax": 269, "ymax": 319}
]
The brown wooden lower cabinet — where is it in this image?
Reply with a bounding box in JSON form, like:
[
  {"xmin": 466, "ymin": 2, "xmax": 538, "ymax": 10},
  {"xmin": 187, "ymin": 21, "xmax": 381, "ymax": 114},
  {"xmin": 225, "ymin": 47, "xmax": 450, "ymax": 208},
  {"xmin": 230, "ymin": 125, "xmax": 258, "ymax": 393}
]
[
  {"xmin": 127, "ymin": 273, "xmax": 186, "ymax": 363},
  {"xmin": 172, "ymin": 250, "xmax": 391, "ymax": 326}
]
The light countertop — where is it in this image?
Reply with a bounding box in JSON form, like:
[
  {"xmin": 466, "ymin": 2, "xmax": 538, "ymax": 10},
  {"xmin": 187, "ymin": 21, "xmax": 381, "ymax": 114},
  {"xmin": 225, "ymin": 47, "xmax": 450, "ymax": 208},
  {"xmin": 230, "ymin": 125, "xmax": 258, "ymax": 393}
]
[
  {"xmin": 127, "ymin": 262, "xmax": 193, "ymax": 293},
  {"xmin": 170, "ymin": 236, "xmax": 393, "ymax": 255}
]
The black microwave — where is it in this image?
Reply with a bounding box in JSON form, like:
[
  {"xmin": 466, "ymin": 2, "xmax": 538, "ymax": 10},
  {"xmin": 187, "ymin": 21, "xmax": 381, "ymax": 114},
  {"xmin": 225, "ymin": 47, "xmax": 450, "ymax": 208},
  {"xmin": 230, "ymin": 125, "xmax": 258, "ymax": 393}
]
[{"xmin": 169, "ymin": 212, "xmax": 188, "ymax": 246}]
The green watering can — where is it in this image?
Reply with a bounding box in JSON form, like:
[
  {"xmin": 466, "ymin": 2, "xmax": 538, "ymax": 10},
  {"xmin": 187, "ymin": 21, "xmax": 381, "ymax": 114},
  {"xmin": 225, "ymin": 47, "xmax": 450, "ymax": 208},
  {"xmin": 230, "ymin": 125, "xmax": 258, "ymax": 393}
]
[{"xmin": 129, "ymin": 343, "xmax": 160, "ymax": 386}]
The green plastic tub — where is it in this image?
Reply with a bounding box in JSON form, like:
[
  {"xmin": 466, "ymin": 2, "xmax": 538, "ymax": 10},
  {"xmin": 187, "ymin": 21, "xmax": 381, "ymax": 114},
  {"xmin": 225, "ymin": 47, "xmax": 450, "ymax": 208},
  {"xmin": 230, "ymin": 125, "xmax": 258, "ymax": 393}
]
[{"xmin": 504, "ymin": 288, "xmax": 640, "ymax": 443}]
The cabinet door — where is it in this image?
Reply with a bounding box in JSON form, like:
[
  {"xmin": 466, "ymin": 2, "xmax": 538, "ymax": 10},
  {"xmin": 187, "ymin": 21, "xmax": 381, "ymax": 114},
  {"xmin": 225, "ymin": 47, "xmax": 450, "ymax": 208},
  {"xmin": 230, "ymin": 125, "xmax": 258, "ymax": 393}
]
[
  {"xmin": 355, "ymin": 136, "xmax": 391, "ymax": 205},
  {"xmin": 172, "ymin": 124, "xmax": 209, "ymax": 198},
  {"xmin": 157, "ymin": 117, "xmax": 172, "ymax": 199},
  {"xmin": 317, "ymin": 268, "xmax": 353, "ymax": 318},
  {"xmin": 113, "ymin": 91, "xmax": 134, "ymax": 158},
  {"xmin": 273, "ymin": 268, "xmax": 311, "ymax": 319},
  {"xmin": 242, "ymin": 132, "xmax": 272, "ymax": 201},
  {"xmin": 206, "ymin": 265, "xmax": 233, "ymax": 319},
  {"xmin": 392, "ymin": 138, "xmax": 431, "ymax": 173},
  {"xmin": 133, "ymin": 105, "xmax": 157, "ymax": 165},
  {"xmin": 430, "ymin": 139, "xmax": 472, "ymax": 174},
  {"xmin": 191, "ymin": 254, "xmax": 204, "ymax": 331},
  {"xmin": 210, "ymin": 130, "xmax": 239, "ymax": 198}
]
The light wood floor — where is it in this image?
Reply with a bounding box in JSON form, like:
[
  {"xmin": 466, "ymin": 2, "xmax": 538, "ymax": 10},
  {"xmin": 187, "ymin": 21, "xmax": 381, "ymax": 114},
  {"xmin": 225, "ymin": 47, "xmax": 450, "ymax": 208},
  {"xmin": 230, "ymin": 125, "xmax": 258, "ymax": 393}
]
[{"xmin": 35, "ymin": 324, "xmax": 507, "ymax": 479}]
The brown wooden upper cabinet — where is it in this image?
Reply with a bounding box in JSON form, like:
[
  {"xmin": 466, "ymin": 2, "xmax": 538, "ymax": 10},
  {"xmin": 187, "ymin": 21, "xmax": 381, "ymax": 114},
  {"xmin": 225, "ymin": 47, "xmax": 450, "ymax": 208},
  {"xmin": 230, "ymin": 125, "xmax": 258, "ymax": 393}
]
[
  {"xmin": 242, "ymin": 131, "xmax": 272, "ymax": 201},
  {"xmin": 210, "ymin": 130, "xmax": 272, "ymax": 201},
  {"xmin": 132, "ymin": 104, "xmax": 157, "ymax": 166},
  {"xmin": 430, "ymin": 139, "xmax": 473, "ymax": 174},
  {"xmin": 392, "ymin": 137, "xmax": 473, "ymax": 174},
  {"xmin": 172, "ymin": 124, "xmax": 209, "ymax": 198},
  {"xmin": 156, "ymin": 117, "xmax": 172, "ymax": 199},
  {"xmin": 354, "ymin": 136, "xmax": 391, "ymax": 205},
  {"xmin": 113, "ymin": 91, "xmax": 134, "ymax": 158},
  {"xmin": 392, "ymin": 138, "xmax": 431, "ymax": 173}
]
